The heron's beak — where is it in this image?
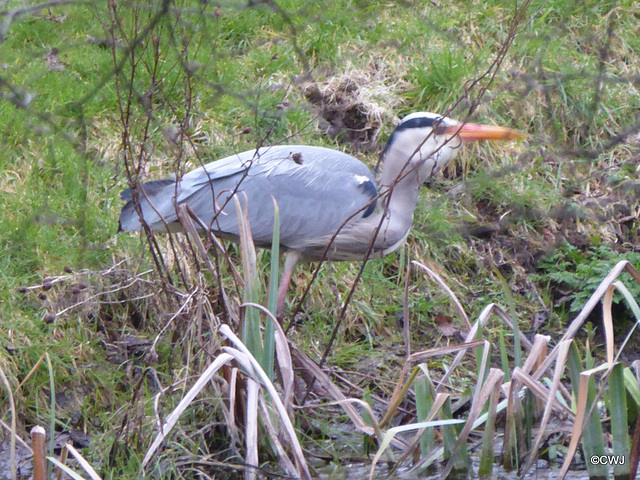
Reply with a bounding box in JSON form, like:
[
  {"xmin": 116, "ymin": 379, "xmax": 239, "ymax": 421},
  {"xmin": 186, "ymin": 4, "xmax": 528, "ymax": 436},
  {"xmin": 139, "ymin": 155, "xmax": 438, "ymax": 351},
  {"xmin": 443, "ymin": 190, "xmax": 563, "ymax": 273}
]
[{"xmin": 443, "ymin": 123, "xmax": 526, "ymax": 141}]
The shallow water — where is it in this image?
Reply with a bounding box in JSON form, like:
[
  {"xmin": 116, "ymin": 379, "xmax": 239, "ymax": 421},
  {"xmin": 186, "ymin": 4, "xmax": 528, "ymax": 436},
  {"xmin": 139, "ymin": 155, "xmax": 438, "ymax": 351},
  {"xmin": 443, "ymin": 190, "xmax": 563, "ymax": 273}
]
[{"xmin": 313, "ymin": 459, "xmax": 595, "ymax": 480}]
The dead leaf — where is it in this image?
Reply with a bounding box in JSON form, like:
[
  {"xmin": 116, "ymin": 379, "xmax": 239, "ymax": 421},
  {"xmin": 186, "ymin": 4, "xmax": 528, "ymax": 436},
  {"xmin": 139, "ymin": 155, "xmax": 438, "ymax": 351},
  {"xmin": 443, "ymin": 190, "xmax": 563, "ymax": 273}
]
[{"xmin": 433, "ymin": 313, "xmax": 458, "ymax": 337}]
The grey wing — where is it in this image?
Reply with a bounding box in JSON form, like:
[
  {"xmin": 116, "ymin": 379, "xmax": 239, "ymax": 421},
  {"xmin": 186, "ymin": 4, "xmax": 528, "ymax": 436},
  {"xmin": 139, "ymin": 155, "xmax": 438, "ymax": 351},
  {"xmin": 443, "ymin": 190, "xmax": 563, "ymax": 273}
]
[{"xmin": 118, "ymin": 145, "xmax": 379, "ymax": 256}]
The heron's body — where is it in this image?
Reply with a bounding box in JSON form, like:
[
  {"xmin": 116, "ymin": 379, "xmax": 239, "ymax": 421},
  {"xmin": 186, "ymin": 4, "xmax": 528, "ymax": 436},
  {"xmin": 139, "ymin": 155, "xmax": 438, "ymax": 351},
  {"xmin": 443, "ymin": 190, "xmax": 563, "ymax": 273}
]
[
  {"xmin": 120, "ymin": 145, "xmax": 401, "ymax": 261},
  {"xmin": 119, "ymin": 112, "xmax": 524, "ymax": 314}
]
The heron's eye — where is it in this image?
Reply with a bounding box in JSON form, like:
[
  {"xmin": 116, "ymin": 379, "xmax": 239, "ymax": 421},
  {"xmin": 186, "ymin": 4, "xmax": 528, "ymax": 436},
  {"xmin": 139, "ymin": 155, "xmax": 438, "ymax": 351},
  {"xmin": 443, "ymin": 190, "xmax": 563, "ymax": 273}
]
[{"xmin": 433, "ymin": 124, "xmax": 449, "ymax": 135}]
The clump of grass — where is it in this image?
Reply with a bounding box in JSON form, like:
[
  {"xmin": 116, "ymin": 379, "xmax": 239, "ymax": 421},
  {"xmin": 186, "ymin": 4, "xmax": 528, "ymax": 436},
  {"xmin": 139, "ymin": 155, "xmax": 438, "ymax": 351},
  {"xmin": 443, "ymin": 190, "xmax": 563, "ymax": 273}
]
[{"xmin": 408, "ymin": 50, "xmax": 471, "ymax": 107}]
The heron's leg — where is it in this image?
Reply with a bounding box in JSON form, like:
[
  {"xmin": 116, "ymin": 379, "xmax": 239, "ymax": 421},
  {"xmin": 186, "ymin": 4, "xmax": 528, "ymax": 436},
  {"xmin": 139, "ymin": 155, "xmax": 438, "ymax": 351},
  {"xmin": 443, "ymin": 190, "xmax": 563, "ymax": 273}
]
[{"xmin": 277, "ymin": 251, "xmax": 301, "ymax": 319}]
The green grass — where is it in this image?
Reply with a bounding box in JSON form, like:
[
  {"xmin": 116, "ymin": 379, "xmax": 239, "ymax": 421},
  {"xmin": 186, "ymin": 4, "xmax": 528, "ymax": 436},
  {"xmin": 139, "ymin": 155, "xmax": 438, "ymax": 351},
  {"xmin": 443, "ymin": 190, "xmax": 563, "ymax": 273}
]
[{"xmin": 2, "ymin": 0, "xmax": 640, "ymax": 477}]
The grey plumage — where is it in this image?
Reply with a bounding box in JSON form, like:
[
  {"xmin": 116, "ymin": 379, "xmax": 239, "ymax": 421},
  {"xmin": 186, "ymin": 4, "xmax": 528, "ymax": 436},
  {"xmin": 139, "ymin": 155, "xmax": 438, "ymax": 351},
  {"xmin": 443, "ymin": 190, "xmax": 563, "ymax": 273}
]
[{"xmin": 119, "ymin": 145, "xmax": 386, "ymax": 260}]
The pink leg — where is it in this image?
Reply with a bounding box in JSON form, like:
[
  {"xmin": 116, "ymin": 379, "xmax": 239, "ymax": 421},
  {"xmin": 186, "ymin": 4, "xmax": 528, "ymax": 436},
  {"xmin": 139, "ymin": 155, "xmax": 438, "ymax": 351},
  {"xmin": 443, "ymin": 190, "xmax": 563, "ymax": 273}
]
[{"xmin": 277, "ymin": 251, "xmax": 301, "ymax": 319}]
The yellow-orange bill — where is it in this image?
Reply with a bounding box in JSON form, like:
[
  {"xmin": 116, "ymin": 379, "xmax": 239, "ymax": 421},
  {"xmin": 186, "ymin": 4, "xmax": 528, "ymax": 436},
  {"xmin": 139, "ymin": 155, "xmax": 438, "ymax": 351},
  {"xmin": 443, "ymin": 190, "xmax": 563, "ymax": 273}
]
[{"xmin": 444, "ymin": 123, "xmax": 526, "ymax": 141}]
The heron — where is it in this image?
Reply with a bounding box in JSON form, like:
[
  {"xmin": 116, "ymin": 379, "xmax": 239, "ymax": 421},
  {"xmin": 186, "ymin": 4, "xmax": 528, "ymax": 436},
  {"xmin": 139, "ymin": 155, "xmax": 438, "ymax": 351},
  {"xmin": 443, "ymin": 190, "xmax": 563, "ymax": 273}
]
[{"xmin": 119, "ymin": 112, "xmax": 525, "ymax": 316}]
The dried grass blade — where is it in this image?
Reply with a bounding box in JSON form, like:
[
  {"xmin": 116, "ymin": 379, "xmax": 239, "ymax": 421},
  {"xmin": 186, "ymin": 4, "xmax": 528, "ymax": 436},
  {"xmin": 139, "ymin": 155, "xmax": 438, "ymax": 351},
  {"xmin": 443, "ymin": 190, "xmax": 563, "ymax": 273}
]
[
  {"xmin": 340, "ymin": 398, "xmax": 386, "ymax": 442},
  {"xmin": 150, "ymin": 289, "xmax": 199, "ymax": 355},
  {"xmin": 407, "ymin": 340, "xmax": 485, "ymax": 364},
  {"xmin": 380, "ymin": 365, "xmax": 419, "ymax": 429},
  {"xmin": 55, "ymin": 429, "xmax": 68, "ymax": 480},
  {"xmin": 403, "ymin": 264, "xmax": 411, "ymax": 358},
  {"xmin": 521, "ymin": 335, "xmax": 550, "ymax": 374},
  {"xmin": 520, "ymin": 338, "xmax": 573, "ymax": 477},
  {"xmin": 219, "ymin": 325, "xmax": 312, "ymax": 480},
  {"xmin": 45, "ymin": 458, "xmax": 89, "ymax": 480},
  {"xmin": 141, "ymin": 352, "xmax": 235, "ymax": 468},
  {"xmin": 290, "ymin": 345, "xmax": 374, "ymax": 436},
  {"xmin": 60, "ymin": 444, "xmax": 101, "ymax": 480},
  {"xmin": 258, "ymin": 391, "xmax": 298, "ymax": 477},
  {"xmin": 412, "ymin": 261, "xmax": 471, "ymax": 329},
  {"xmin": 559, "ymin": 363, "xmax": 609, "ymax": 479},
  {"xmin": 227, "ymin": 367, "xmax": 240, "ymax": 452},
  {"xmin": 536, "ymin": 260, "xmax": 640, "ymax": 379},
  {"xmin": 512, "ymin": 368, "xmax": 573, "ymax": 417},
  {"xmin": 183, "ymin": 204, "xmax": 244, "ymax": 286},
  {"xmin": 17, "ymin": 354, "xmax": 45, "ymax": 392},
  {"xmin": 302, "ymin": 397, "xmax": 392, "ymax": 452},
  {"xmin": 273, "ymin": 319, "xmax": 295, "ymax": 416},
  {"xmin": 245, "ymin": 379, "xmax": 259, "ymax": 480},
  {"xmin": 45, "ymin": 353, "xmax": 55, "ymax": 479},
  {"xmin": 437, "ymin": 304, "xmax": 532, "ymax": 390},
  {"xmin": 602, "ymin": 285, "xmax": 615, "ymax": 365},
  {"xmin": 381, "ymin": 341, "xmax": 482, "ymax": 429},
  {"xmin": 234, "ymin": 195, "xmax": 256, "ymax": 285}
]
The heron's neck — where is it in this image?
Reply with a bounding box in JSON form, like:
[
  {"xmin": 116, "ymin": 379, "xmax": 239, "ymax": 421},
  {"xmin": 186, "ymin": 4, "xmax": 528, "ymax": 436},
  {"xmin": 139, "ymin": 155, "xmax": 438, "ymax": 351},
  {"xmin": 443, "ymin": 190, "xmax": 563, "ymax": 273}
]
[
  {"xmin": 379, "ymin": 145, "xmax": 422, "ymax": 219},
  {"xmin": 374, "ymin": 145, "xmax": 423, "ymax": 247}
]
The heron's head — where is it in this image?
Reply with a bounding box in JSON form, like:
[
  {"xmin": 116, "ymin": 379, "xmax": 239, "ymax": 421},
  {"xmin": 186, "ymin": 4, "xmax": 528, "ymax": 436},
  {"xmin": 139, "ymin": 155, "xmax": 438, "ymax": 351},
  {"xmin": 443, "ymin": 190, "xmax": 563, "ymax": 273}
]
[{"xmin": 381, "ymin": 111, "xmax": 525, "ymax": 185}]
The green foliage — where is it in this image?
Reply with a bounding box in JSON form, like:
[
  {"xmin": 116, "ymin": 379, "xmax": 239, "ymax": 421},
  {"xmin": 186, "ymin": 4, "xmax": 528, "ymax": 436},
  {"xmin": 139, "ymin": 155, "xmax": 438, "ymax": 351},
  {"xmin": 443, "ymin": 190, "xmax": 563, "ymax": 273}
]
[
  {"xmin": 415, "ymin": 371, "xmax": 435, "ymax": 457},
  {"xmin": 605, "ymin": 364, "xmax": 631, "ymax": 478},
  {"xmin": 533, "ymin": 242, "xmax": 640, "ymax": 313},
  {"xmin": 408, "ymin": 50, "xmax": 471, "ymax": 105}
]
